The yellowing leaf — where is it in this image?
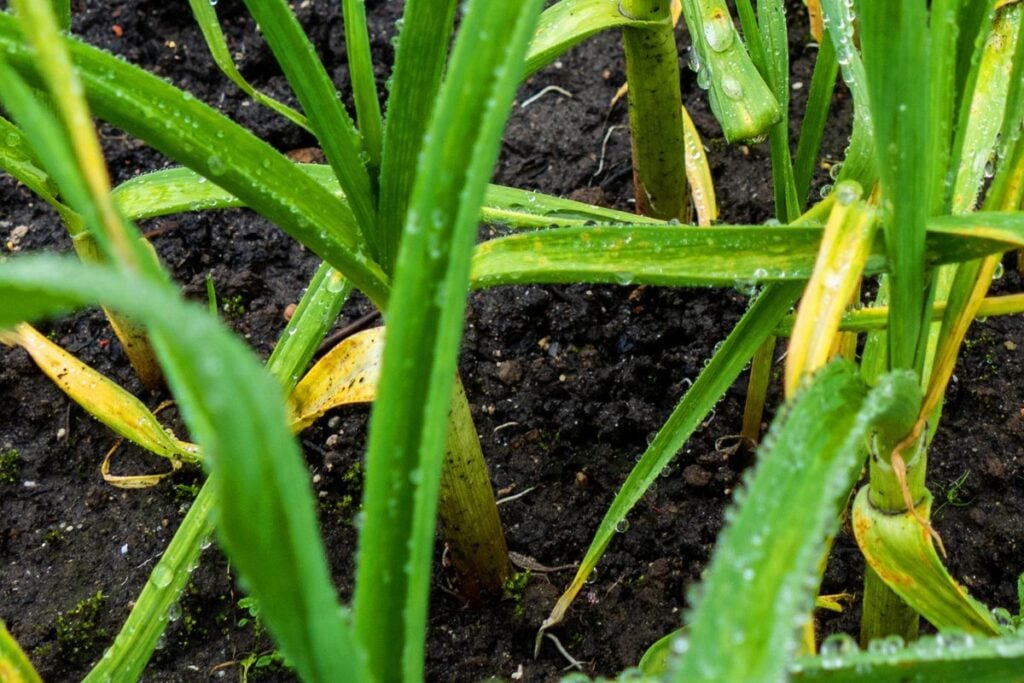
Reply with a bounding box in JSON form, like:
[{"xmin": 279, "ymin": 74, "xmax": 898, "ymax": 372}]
[
  {"xmin": 785, "ymin": 183, "xmax": 874, "ymax": 397},
  {"xmin": 682, "ymin": 105, "xmax": 717, "ymax": 226},
  {"xmin": 853, "ymin": 487, "xmax": 1000, "ymax": 635},
  {"xmin": 287, "ymin": 326, "xmax": 384, "ymax": 431},
  {"xmin": 1, "ymin": 323, "xmax": 197, "ymax": 463}
]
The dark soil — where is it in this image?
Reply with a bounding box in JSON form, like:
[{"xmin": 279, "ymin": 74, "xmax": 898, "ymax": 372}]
[{"xmin": 1, "ymin": 1, "xmax": 1022, "ymax": 681}]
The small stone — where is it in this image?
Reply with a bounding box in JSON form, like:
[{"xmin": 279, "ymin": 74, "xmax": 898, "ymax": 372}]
[
  {"xmin": 575, "ymin": 471, "xmax": 589, "ymax": 488},
  {"xmin": 497, "ymin": 361, "xmax": 522, "ymax": 385},
  {"xmin": 683, "ymin": 465, "xmax": 711, "ymax": 487},
  {"xmin": 1005, "ymin": 340, "xmax": 1017, "ymax": 351},
  {"xmin": 283, "ymin": 303, "xmax": 298, "ymax": 321},
  {"xmin": 5, "ymin": 224, "xmax": 29, "ymax": 251}
]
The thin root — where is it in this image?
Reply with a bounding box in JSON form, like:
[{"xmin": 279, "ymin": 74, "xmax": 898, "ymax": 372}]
[{"xmin": 544, "ymin": 633, "xmax": 584, "ymax": 671}]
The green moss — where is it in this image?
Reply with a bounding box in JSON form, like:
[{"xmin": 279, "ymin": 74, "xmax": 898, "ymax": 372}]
[
  {"xmin": 341, "ymin": 460, "xmax": 363, "ymax": 483},
  {"xmin": 0, "ymin": 448, "xmax": 20, "ymax": 483},
  {"xmin": 42, "ymin": 528, "xmax": 65, "ymax": 545},
  {"xmin": 55, "ymin": 591, "xmax": 106, "ymax": 665},
  {"xmin": 502, "ymin": 571, "xmax": 530, "ymax": 618},
  {"xmin": 222, "ymin": 294, "xmax": 247, "ymax": 319}
]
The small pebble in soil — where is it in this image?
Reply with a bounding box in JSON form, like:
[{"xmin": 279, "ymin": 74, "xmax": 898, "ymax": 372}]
[{"xmin": 683, "ymin": 464, "xmax": 711, "ymax": 487}]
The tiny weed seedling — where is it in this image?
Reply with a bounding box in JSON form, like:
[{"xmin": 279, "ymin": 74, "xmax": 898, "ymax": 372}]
[{"xmin": 935, "ymin": 470, "xmax": 975, "ymax": 516}]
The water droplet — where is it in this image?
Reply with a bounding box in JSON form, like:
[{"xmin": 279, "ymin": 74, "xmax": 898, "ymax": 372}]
[
  {"xmin": 829, "ymin": 162, "xmax": 843, "ymax": 180},
  {"xmin": 703, "ymin": 14, "xmax": 735, "ymax": 52},
  {"xmin": 819, "ymin": 183, "xmax": 834, "ymax": 198},
  {"xmin": 993, "ymin": 262, "xmax": 1005, "ymax": 280},
  {"xmin": 207, "ymin": 155, "xmax": 226, "ymax": 176},
  {"xmin": 686, "ymin": 46, "xmax": 701, "ymax": 73},
  {"xmin": 167, "ymin": 602, "xmax": 182, "ymax": 622},
  {"xmin": 834, "ymin": 182, "xmax": 861, "ymax": 205},
  {"xmin": 151, "ymin": 564, "xmax": 173, "ymax": 589},
  {"xmin": 615, "ymin": 519, "xmax": 630, "ymax": 533},
  {"xmin": 867, "ymin": 634, "xmax": 902, "ymax": 655},
  {"xmin": 697, "ymin": 66, "xmax": 711, "ymax": 90},
  {"xmin": 722, "ymin": 74, "xmax": 743, "ymax": 100},
  {"xmin": 4, "ymin": 132, "xmax": 19, "ymax": 147}
]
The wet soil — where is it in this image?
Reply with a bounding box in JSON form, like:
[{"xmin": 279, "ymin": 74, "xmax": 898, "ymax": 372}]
[{"xmin": 1, "ymin": 1, "xmax": 1023, "ymax": 681}]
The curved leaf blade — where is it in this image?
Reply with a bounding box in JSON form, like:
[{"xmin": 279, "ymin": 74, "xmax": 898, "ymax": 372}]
[
  {"xmin": 288, "ymin": 326, "xmax": 383, "ymax": 431},
  {"xmin": 674, "ymin": 363, "xmax": 921, "ymax": 682},
  {"xmin": 0, "ymin": 619, "xmax": 41, "ymax": 683},
  {"xmin": 351, "ymin": 1, "xmax": 544, "ymax": 680},
  {"xmin": 853, "ymin": 488, "xmax": 1000, "ymax": 636},
  {"xmin": 112, "ymin": 164, "xmax": 652, "ymax": 228},
  {"xmin": 525, "ymin": 0, "xmax": 659, "ymax": 79},
  {"xmin": 0, "ymin": 324, "xmax": 197, "ymax": 463}
]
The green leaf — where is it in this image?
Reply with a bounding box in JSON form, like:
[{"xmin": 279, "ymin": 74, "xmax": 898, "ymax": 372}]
[
  {"xmin": 0, "ymin": 618, "xmax": 41, "ymax": 683},
  {"xmin": 0, "ymin": 256, "xmax": 367, "ymax": 682},
  {"xmin": 84, "ymin": 484, "xmax": 215, "ymax": 682},
  {"xmin": 524, "ymin": 0, "xmax": 660, "ymax": 79},
  {"xmin": 112, "ymin": 164, "xmax": 651, "ymax": 228},
  {"xmin": 375, "ymin": 0, "xmax": 457, "ymax": 273},
  {"xmin": 793, "ymin": 631, "xmax": 1024, "ymax": 681},
  {"xmin": 860, "ymin": 0, "xmax": 931, "ymax": 370},
  {"xmin": 265, "ymin": 262, "xmax": 351, "ymax": 396},
  {"xmin": 351, "ymin": 1, "xmax": 544, "ymax": 680},
  {"xmin": 639, "ymin": 627, "xmax": 686, "ymax": 677},
  {"xmin": 674, "ymin": 363, "xmax": 922, "ymax": 682},
  {"xmin": 239, "ymin": 0, "xmax": 378, "ymax": 240},
  {"xmin": 680, "ymin": 0, "xmax": 781, "ymax": 142},
  {"xmin": 471, "ymin": 224, "xmax": 828, "ymax": 288},
  {"xmin": 340, "ymin": 0, "xmax": 383, "ymax": 172},
  {"xmin": 471, "ymin": 214, "xmax": 1024, "ymax": 290},
  {"xmin": 950, "ymin": 2, "xmax": 1022, "ymax": 213},
  {"xmin": 185, "ymin": 0, "xmax": 311, "ymax": 132},
  {"xmin": 818, "ymin": 0, "xmax": 877, "ymax": 190},
  {"xmin": 853, "ymin": 489, "xmax": 1000, "ymax": 636},
  {"xmin": 793, "ymin": 37, "xmax": 838, "ymax": 209},
  {"xmin": 757, "ymin": 0, "xmax": 800, "ymax": 222},
  {"xmin": 0, "ymin": 114, "xmax": 78, "ymax": 225}
]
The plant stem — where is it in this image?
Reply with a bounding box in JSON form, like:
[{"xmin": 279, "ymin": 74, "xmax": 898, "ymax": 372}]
[
  {"xmin": 621, "ymin": 0, "xmax": 690, "ymax": 221},
  {"xmin": 740, "ymin": 336, "xmax": 774, "ymax": 445},
  {"xmin": 861, "ymin": 566, "xmax": 919, "ymax": 646},
  {"xmin": 438, "ymin": 380, "xmax": 510, "ymax": 599},
  {"xmin": 860, "ymin": 438, "xmax": 927, "ymax": 645}
]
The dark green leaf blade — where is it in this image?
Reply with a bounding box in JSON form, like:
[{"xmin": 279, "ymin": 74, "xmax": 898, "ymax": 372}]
[
  {"xmin": 860, "ymin": 0, "xmax": 930, "ymax": 370},
  {"xmin": 352, "ymin": 1, "xmax": 545, "ymax": 681},
  {"xmin": 375, "ymin": 0, "xmax": 457, "ymax": 273},
  {"xmin": 239, "ymin": 0, "xmax": 378, "ymax": 240}
]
